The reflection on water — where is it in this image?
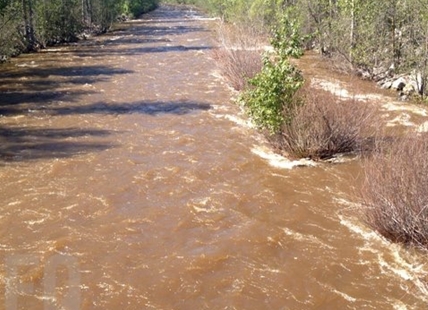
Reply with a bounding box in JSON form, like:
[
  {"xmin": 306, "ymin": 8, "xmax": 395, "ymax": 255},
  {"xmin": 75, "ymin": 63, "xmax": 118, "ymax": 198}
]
[{"xmin": 0, "ymin": 4, "xmax": 427, "ymax": 309}]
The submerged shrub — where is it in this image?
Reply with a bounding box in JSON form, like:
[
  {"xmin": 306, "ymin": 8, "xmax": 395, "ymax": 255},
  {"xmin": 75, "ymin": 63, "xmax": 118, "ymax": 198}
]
[
  {"xmin": 211, "ymin": 23, "xmax": 263, "ymax": 91},
  {"xmin": 271, "ymin": 87, "xmax": 375, "ymax": 159},
  {"xmin": 212, "ymin": 47, "xmax": 262, "ymax": 91},
  {"xmin": 359, "ymin": 133, "xmax": 428, "ymax": 249}
]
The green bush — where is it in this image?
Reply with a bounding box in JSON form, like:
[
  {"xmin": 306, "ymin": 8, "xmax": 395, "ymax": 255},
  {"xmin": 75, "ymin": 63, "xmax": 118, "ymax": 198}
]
[
  {"xmin": 127, "ymin": 0, "xmax": 159, "ymax": 17},
  {"xmin": 239, "ymin": 14, "xmax": 304, "ymax": 133}
]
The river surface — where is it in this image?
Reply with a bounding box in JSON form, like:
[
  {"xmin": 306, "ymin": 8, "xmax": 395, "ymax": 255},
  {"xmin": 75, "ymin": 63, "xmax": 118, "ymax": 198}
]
[{"xmin": 1, "ymin": 5, "xmax": 428, "ymax": 310}]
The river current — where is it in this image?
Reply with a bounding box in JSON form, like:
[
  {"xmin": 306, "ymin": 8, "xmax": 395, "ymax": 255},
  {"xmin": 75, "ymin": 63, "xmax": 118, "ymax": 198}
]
[{"xmin": 0, "ymin": 5, "xmax": 427, "ymax": 309}]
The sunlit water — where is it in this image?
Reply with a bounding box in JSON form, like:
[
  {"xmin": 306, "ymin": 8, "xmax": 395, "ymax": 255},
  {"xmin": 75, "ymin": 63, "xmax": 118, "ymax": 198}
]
[{"xmin": 0, "ymin": 5, "xmax": 427, "ymax": 309}]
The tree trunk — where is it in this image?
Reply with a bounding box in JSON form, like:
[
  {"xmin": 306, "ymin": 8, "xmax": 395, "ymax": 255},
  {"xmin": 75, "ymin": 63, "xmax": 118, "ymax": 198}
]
[
  {"xmin": 22, "ymin": 0, "xmax": 36, "ymax": 51},
  {"xmin": 390, "ymin": 0, "xmax": 397, "ymax": 70},
  {"xmin": 349, "ymin": 0, "xmax": 355, "ymax": 63},
  {"xmin": 82, "ymin": 0, "xmax": 92, "ymax": 25}
]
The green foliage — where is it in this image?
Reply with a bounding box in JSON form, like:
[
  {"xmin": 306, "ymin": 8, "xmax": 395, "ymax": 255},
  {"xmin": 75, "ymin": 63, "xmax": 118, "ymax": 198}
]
[
  {"xmin": 271, "ymin": 13, "xmax": 304, "ymax": 59},
  {"xmin": 240, "ymin": 14, "xmax": 304, "ymax": 133},
  {"xmin": 127, "ymin": 0, "xmax": 159, "ymax": 17},
  {"xmin": 0, "ymin": 0, "xmax": 159, "ymax": 59},
  {"xmin": 161, "ymin": 0, "xmax": 287, "ymax": 28},
  {"xmin": 0, "ymin": 1, "xmax": 21, "ymax": 57},
  {"xmin": 242, "ymin": 56, "xmax": 303, "ymax": 133},
  {"xmin": 35, "ymin": 0, "xmax": 83, "ymax": 45}
]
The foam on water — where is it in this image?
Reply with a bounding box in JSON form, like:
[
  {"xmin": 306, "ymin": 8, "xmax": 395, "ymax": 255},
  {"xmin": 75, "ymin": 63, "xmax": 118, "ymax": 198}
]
[
  {"xmin": 338, "ymin": 212, "xmax": 428, "ymax": 304},
  {"xmin": 311, "ymin": 78, "xmax": 384, "ymax": 102},
  {"xmin": 382, "ymin": 101, "xmax": 427, "ymax": 116},
  {"xmin": 282, "ymin": 227, "xmax": 334, "ymax": 250},
  {"xmin": 251, "ymin": 146, "xmax": 316, "ymax": 169}
]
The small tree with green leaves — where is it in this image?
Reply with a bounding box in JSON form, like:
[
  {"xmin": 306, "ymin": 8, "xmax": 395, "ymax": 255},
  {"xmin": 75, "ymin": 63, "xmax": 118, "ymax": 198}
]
[{"xmin": 240, "ymin": 13, "xmax": 304, "ymax": 133}]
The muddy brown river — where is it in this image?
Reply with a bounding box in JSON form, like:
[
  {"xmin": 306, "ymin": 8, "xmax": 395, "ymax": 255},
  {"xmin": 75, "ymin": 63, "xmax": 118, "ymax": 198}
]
[{"xmin": 1, "ymin": 5, "xmax": 428, "ymax": 309}]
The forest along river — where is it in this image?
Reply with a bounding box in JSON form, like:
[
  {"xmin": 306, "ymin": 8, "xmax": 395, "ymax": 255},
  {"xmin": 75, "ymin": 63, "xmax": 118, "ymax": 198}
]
[{"xmin": 1, "ymin": 4, "xmax": 428, "ymax": 309}]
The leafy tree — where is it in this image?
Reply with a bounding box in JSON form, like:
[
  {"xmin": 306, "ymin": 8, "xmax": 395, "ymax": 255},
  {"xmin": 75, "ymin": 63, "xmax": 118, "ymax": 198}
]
[
  {"xmin": 398, "ymin": 0, "xmax": 428, "ymax": 96},
  {"xmin": 0, "ymin": 1, "xmax": 22, "ymax": 58},
  {"xmin": 240, "ymin": 13, "xmax": 304, "ymax": 133},
  {"xmin": 0, "ymin": 0, "xmax": 159, "ymax": 59}
]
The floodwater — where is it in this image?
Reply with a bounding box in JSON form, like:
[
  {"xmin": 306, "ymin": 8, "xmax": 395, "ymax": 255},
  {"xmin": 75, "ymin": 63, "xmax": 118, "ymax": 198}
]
[{"xmin": 1, "ymin": 5, "xmax": 428, "ymax": 309}]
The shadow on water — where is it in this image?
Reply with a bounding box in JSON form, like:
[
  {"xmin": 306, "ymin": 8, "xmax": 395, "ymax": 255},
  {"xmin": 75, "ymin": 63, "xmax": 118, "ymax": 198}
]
[
  {"xmin": 0, "ymin": 65, "xmax": 134, "ymax": 115},
  {"xmin": 0, "ymin": 127, "xmax": 113, "ymax": 139},
  {"xmin": 0, "ymin": 65, "xmax": 133, "ymax": 80},
  {"xmin": 102, "ymin": 37, "xmax": 173, "ymax": 45},
  {"xmin": 129, "ymin": 25, "xmax": 209, "ymax": 36},
  {"xmin": 0, "ymin": 91, "xmax": 94, "ymax": 114},
  {"xmin": 0, "ymin": 126, "xmax": 117, "ymax": 162},
  {"xmin": 48, "ymin": 100, "xmax": 212, "ymax": 116},
  {"xmin": 0, "ymin": 64, "xmax": 134, "ymax": 159},
  {"xmin": 133, "ymin": 19, "xmax": 199, "ymax": 24},
  {"xmin": 0, "ymin": 100, "xmax": 211, "ymax": 161},
  {"xmin": 69, "ymin": 21, "xmax": 212, "ymax": 57},
  {"xmin": 74, "ymin": 45, "xmax": 212, "ymax": 58},
  {"xmin": 0, "ymin": 5, "xmax": 212, "ymax": 162}
]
